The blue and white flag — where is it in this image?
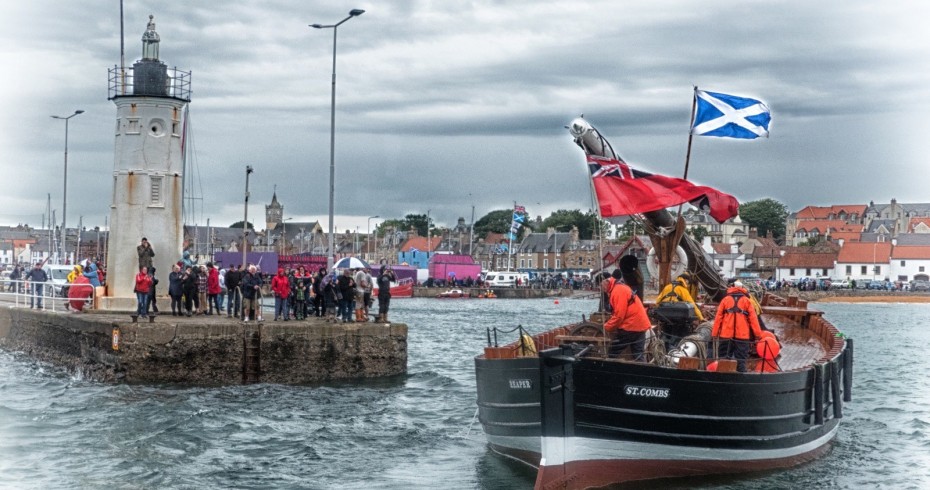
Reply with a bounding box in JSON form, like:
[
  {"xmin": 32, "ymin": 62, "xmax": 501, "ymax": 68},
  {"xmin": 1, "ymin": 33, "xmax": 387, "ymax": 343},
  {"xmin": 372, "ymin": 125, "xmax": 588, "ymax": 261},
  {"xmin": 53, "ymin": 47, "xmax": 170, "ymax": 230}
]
[{"xmin": 691, "ymin": 90, "xmax": 771, "ymax": 139}]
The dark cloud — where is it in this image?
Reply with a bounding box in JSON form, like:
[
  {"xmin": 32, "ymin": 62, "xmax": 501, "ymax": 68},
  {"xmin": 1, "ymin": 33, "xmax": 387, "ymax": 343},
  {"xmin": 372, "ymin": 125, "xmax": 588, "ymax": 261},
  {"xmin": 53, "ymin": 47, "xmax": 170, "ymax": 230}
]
[{"xmin": 1, "ymin": 1, "xmax": 928, "ymax": 233}]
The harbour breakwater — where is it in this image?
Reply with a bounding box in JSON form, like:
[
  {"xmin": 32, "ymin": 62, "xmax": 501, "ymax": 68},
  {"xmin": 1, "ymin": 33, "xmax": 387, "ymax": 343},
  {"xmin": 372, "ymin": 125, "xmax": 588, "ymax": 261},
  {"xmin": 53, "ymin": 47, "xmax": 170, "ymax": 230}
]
[{"xmin": 0, "ymin": 308, "xmax": 407, "ymax": 385}]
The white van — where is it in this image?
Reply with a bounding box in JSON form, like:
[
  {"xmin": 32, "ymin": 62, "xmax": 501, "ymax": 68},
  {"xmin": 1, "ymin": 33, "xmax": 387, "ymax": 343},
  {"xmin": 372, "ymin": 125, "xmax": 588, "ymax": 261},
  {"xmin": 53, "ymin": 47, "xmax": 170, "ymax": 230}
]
[
  {"xmin": 484, "ymin": 271, "xmax": 529, "ymax": 288},
  {"xmin": 42, "ymin": 264, "xmax": 74, "ymax": 297}
]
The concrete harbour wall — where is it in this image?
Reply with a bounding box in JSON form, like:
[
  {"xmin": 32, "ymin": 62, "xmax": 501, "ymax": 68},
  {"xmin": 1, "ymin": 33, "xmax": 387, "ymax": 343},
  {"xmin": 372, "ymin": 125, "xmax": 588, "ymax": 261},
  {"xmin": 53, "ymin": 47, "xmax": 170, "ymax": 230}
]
[{"xmin": 0, "ymin": 308, "xmax": 407, "ymax": 385}]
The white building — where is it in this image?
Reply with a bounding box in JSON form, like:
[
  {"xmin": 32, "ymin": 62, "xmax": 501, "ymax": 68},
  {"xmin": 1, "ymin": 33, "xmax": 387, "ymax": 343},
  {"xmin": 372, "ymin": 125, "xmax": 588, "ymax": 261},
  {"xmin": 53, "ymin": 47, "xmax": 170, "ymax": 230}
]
[
  {"xmin": 835, "ymin": 241, "xmax": 893, "ymax": 282},
  {"xmin": 890, "ymin": 245, "xmax": 930, "ymax": 282}
]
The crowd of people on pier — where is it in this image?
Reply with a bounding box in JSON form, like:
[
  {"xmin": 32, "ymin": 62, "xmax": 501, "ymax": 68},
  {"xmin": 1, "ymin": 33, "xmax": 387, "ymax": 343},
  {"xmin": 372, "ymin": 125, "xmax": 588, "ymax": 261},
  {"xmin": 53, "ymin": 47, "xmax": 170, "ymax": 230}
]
[{"xmin": 127, "ymin": 237, "xmax": 397, "ymax": 323}]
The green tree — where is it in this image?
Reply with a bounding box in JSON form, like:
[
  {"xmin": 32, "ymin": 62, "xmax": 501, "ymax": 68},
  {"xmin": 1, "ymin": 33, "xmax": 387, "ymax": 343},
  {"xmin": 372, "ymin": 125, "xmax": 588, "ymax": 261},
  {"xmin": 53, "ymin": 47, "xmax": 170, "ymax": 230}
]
[
  {"xmin": 689, "ymin": 225, "xmax": 708, "ymax": 243},
  {"xmin": 403, "ymin": 214, "xmax": 431, "ymax": 237},
  {"xmin": 799, "ymin": 235, "xmax": 823, "ymax": 247},
  {"xmin": 375, "ymin": 218, "xmax": 405, "ymax": 235},
  {"xmin": 229, "ymin": 221, "xmax": 254, "ymax": 230},
  {"xmin": 541, "ymin": 209, "xmax": 605, "ymax": 240},
  {"xmin": 474, "ymin": 209, "xmax": 519, "ymax": 238},
  {"xmin": 739, "ymin": 198, "xmax": 788, "ymax": 240},
  {"xmin": 584, "ymin": 210, "xmax": 610, "ymax": 240}
]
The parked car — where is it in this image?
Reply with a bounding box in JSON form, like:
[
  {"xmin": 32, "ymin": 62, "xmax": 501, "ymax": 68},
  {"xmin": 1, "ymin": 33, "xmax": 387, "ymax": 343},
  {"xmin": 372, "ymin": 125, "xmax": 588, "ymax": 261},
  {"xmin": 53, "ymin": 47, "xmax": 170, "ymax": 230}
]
[
  {"xmin": 911, "ymin": 280, "xmax": 930, "ymax": 292},
  {"xmin": 42, "ymin": 264, "xmax": 74, "ymax": 297},
  {"xmin": 831, "ymin": 279, "xmax": 850, "ymax": 289},
  {"xmin": 866, "ymin": 280, "xmax": 886, "ymax": 291}
]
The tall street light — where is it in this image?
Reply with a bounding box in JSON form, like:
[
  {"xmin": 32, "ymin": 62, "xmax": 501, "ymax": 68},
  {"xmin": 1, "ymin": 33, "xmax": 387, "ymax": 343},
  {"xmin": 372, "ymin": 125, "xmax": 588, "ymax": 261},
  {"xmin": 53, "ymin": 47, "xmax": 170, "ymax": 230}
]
[
  {"xmin": 311, "ymin": 8, "xmax": 365, "ymax": 271},
  {"xmin": 51, "ymin": 109, "xmax": 84, "ymax": 264},
  {"xmin": 242, "ymin": 166, "xmax": 253, "ymax": 269},
  {"xmin": 367, "ymin": 215, "xmax": 379, "ymax": 261},
  {"xmin": 281, "ymin": 217, "xmax": 293, "ymax": 255}
]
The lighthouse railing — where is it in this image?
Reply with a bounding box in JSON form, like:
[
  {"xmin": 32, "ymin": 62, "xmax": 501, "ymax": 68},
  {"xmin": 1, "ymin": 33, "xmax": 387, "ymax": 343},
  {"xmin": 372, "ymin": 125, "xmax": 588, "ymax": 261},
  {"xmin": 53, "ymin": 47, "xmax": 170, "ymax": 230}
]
[{"xmin": 108, "ymin": 65, "xmax": 192, "ymax": 101}]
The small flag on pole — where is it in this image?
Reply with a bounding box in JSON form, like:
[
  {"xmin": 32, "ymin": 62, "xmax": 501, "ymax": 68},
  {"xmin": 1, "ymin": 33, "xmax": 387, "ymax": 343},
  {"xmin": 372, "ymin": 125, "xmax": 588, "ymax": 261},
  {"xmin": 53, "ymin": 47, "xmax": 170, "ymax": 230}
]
[{"xmin": 691, "ymin": 90, "xmax": 771, "ymax": 139}]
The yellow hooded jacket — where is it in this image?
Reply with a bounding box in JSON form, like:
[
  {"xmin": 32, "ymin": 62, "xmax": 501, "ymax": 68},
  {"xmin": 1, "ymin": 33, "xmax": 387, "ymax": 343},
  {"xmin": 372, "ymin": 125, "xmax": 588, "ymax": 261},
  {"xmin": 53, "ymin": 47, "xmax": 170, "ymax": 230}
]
[{"xmin": 656, "ymin": 277, "xmax": 704, "ymax": 321}]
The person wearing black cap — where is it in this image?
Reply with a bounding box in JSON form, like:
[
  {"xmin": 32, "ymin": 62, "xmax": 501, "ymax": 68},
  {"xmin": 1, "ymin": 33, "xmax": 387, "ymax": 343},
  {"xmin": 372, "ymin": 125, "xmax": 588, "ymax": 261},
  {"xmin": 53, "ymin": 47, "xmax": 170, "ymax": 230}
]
[
  {"xmin": 137, "ymin": 237, "xmax": 155, "ymax": 270},
  {"xmin": 375, "ymin": 265, "xmax": 396, "ymax": 323}
]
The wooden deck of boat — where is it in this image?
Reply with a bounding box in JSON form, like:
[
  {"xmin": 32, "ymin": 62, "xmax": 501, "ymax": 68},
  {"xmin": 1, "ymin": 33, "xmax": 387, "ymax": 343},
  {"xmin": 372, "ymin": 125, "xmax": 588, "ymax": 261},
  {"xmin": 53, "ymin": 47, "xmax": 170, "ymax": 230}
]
[{"xmin": 764, "ymin": 314, "xmax": 828, "ymax": 372}]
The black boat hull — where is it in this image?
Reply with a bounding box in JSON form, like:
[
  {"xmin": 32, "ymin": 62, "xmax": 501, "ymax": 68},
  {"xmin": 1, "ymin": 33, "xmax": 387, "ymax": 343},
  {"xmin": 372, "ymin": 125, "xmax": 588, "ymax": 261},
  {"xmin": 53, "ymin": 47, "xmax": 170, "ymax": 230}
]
[{"xmin": 475, "ymin": 339, "xmax": 851, "ymax": 488}]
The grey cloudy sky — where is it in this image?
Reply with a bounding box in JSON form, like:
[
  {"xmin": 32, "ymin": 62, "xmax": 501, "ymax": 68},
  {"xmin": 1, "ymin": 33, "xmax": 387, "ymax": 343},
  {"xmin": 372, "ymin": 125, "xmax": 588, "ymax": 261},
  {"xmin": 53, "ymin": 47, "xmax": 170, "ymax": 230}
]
[{"xmin": 1, "ymin": 1, "xmax": 928, "ymax": 234}]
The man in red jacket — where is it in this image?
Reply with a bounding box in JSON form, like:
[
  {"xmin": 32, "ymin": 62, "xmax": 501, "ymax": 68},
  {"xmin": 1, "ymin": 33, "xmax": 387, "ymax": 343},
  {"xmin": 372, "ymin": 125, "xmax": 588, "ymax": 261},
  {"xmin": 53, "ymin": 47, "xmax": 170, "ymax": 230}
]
[
  {"xmin": 712, "ymin": 280, "xmax": 765, "ymax": 372},
  {"xmin": 271, "ymin": 268, "xmax": 291, "ymax": 321},
  {"xmin": 603, "ymin": 269, "xmax": 652, "ymax": 361}
]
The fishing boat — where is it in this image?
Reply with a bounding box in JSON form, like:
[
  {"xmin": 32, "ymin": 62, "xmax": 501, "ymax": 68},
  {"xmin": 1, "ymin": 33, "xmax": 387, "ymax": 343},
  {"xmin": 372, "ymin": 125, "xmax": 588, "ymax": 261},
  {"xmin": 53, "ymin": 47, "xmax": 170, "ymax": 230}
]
[
  {"xmin": 473, "ymin": 115, "xmax": 853, "ymax": 489},
  {"xmin": 372, "ymin": 277, "xmax": 415, "ymax": 298}
]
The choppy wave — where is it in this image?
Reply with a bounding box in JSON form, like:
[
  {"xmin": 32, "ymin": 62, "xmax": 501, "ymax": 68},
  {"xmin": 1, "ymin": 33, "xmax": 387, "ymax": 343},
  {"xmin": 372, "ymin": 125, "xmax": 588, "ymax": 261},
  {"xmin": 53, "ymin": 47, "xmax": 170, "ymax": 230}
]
[{"xmin": 1, "ymin": 300, "xmax": 929, "ymax": 488}]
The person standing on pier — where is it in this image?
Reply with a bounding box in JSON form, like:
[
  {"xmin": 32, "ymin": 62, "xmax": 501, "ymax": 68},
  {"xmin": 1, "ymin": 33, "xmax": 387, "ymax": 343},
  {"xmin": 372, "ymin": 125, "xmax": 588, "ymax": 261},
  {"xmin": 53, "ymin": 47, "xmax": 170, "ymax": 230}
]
[
  {"xmin": 206, "ymin": 262, "xmax": 221, "ymax": 315},
  {"xmin": 354, "ymin": 267, "xmax": 370, "ymax": 322},
  {"xmin": 271, "ymin": 268, "xmax": 291, "ymax": 321},
  {"xmin": 137, "ymin": 237, "xmax": 155, "ymax": 271},
  {"xmin": 168, "ymin": 264, "xmax": 184, "ymax": 316},
  {"xmin": 376, "ymin": 266, "xmax": 396, "ymax": 323},
  {"xmin": 241, "ymin": 265, "xmax": 263, "ymax": 322},
  {"xmin": 337, "ymin": 269, "xmax": 355, "ymax": 323},
  {"xmin": 225, "ymin": 265, "xmax": 242, "ymax": 318},
  {"xmin": 313, "ymin": 267, "xmax": 327, "ymax": 317},
  {"xmin": 218, "ymin": 268, "xmax": 226, "ymax": 311},
  {"xmin": 146, "ymin": 266, "xmax": 159, "ymax": 315},
  {"xmin": 134, "ymin": 265, "xmax": 153, "ymax": 319},
  {"xmin": 196, "ymin": 265, "xmax": 208, "ymax": 315},
  {"xmin": 181, "ymin": 266, "xmax": 197, "ymax": 317},
  {"xmin": 25, "ymin": 262, "xmax": 48, "ymax": 309}
]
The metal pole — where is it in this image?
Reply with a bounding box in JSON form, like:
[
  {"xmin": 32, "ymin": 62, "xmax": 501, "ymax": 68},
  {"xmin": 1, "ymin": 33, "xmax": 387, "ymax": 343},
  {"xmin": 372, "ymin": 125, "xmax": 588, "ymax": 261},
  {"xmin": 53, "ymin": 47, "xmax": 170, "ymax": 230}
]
[
  {"xmin": 469, "ymin": 203, "xmax": 475, "ymax": 257},
  {"xmin": 311, "ymin": 9, "xmax": 364, "ymax": 271},
  {"xmin": 62, "ymin": 116, "xmax": 70, "ymax": 264},
  {"xmin": 367, "ymin": 215, "xmax": 378, "ymax": 262},
  {"xmin": 326, "ymin": 25, "xmax": 338, "ymax": 270},
  {"xmin": 242, "ymin": 166, "xmax": 253, "ymax": 269},
  {"xmin": 52, "ymin": 110, "xmax": 83, "ymax": 265}
]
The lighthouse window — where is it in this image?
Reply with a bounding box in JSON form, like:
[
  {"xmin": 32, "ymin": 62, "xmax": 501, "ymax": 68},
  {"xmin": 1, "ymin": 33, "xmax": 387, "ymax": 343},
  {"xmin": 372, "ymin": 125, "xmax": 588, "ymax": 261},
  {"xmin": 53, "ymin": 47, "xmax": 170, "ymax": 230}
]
[
  {"xmin": 150, "ymin": 176, "xmax": 163, "ymax": 206},
  {"xmin": 149, "ymin": 119, "xmax": 165, "ymax": 137},
  {"xmin": 127, "ymin": 118, "xmax": 140, "ymax": 134}
]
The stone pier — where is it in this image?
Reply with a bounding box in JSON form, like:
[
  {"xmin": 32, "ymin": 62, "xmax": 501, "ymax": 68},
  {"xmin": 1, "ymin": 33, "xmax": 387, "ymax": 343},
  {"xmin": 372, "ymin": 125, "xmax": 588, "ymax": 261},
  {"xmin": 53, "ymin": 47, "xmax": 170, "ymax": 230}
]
[{"xmin": 0, "ymin": 308, "xmax": 407, "ymax": 385}]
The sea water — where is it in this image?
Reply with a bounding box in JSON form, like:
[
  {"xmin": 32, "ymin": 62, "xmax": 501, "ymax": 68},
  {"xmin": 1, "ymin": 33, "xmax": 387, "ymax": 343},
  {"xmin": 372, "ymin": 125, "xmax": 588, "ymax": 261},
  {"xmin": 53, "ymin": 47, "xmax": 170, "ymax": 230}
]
[{"xmin": 1, "ymin": 299, "xmax": 929, "ymax": 489}]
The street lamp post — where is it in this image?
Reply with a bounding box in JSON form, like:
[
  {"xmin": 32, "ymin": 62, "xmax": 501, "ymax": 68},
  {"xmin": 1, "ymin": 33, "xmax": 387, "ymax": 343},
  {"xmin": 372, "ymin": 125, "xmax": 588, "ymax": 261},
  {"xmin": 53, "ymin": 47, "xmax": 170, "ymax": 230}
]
[
  {"xmin": 311, "ymin": 8, "xmax": 365, "ymax": 271},
  {"xmin": 51, "ymin": 109, "xmax": 84, "ymax": 264},
  {"xmin": 367, "ymin": 215, "xmax": 379, "ymax": 262},
  {"xmin": 281, "ymin": 217, "xmax": 293, "ymax": 255},
  {"xmin": 242, "ymin": 166, "xmax": 253, "ymax": 269}
]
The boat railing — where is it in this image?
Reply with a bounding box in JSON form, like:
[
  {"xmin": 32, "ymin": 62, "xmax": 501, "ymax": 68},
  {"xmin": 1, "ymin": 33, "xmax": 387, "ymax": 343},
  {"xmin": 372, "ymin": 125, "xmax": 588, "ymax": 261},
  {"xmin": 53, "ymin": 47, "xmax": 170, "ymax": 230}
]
[{"xmin": 483, "ymin": 324, "xmax": 573, "ymax": 359}]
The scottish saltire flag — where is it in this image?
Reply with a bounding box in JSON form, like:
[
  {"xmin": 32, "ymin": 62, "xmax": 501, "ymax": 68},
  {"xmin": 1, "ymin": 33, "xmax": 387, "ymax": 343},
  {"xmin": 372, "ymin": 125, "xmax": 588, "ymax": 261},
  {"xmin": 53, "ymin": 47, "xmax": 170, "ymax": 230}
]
[
  {"xmin": 512, "ymin": 213, "xmax": 525, "ymax": 223},
  {"xmin": 692, "ymin": 90, "xmax": 771, "ymax": 139}
]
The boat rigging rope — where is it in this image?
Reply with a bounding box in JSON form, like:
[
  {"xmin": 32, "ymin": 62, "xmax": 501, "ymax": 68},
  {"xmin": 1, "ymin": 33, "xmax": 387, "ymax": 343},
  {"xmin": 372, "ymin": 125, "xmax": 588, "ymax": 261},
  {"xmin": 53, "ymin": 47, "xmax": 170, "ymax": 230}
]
[{"xmin": 459, "ymin": 407, "xmax": 481, "ymax": 439}]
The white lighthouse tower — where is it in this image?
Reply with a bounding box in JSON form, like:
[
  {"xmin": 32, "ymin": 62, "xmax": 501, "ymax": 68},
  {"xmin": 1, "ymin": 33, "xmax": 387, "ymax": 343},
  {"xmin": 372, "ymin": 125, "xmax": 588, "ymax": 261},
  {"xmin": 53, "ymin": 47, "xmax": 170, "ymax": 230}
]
[{"xmin": 101, "ymin": 15, "xmax": 191, "ymax": 309}]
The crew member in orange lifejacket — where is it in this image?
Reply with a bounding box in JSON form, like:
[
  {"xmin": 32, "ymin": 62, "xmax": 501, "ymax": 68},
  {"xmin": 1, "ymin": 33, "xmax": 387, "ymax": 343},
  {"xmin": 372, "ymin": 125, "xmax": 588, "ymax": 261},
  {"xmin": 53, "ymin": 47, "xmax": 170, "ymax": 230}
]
[
  {"xmin": 711, "ymin": 280, "xmax": 764, "ymax": 372},
  {"xmin": 603, "ymin": 269, "xmax": 652, "ymax": 361}
]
